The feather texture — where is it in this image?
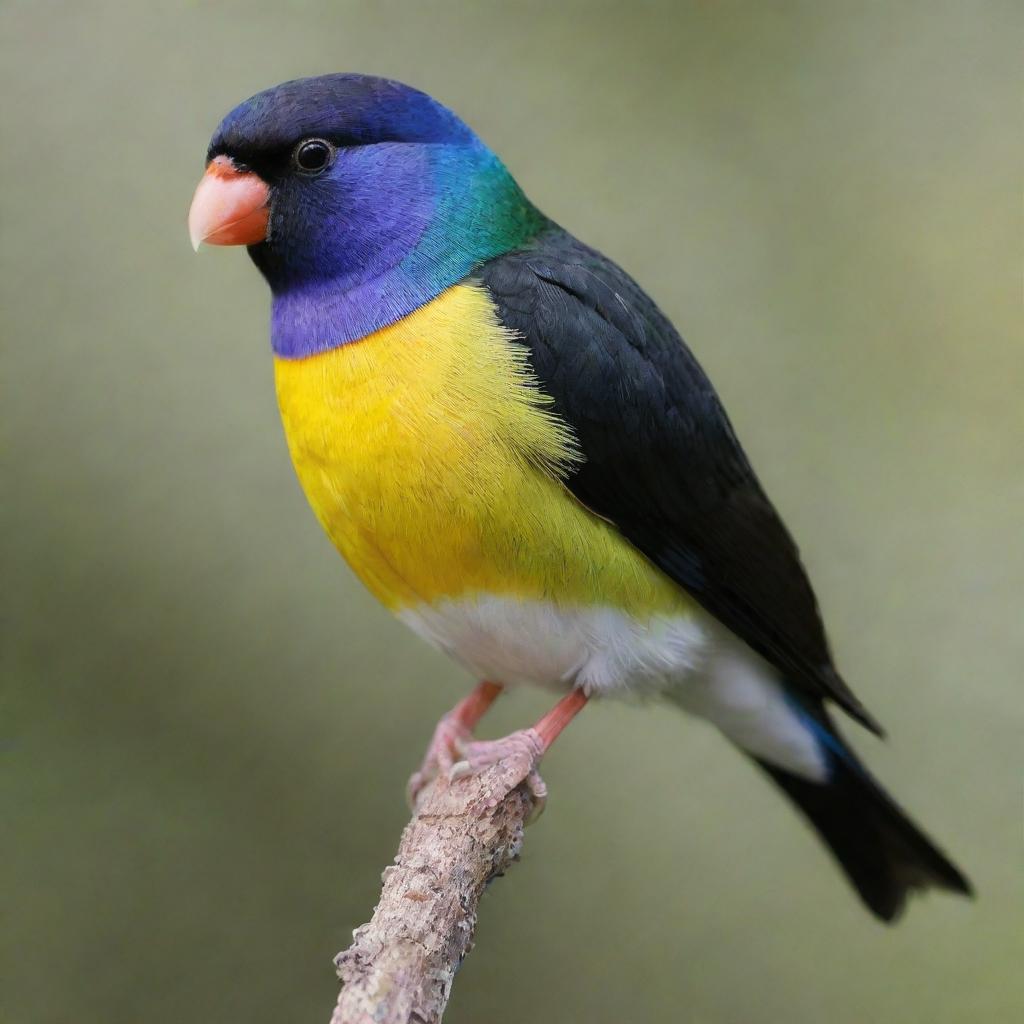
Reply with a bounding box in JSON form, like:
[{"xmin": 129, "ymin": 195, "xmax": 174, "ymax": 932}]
[
  {"xmin": 275, "ymin": 281, "xmax": 691, "ymax": 618},
  {"xmin": 482, "ymin": 229, "xmax": 883, "ymax": 735},
  {"xmin": 202, "ymin": 73, "xmax": 971, "ymax": 922}
]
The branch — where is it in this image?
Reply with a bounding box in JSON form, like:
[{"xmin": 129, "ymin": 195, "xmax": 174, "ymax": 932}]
[{"xmin": 330, "ymin": 749, "xmax": 540, "ymax": 1024}]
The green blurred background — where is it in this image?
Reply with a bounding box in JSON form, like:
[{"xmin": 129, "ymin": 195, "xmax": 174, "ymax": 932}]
[{"xmin": 4, "ymin": 2, "xmax": 1022, "ymax": 1021}]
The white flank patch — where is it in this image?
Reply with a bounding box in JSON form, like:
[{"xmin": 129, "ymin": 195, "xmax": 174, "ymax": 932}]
[{"xmin": 673, "ymin": 633, "xmax": 829, "ymax": 781}]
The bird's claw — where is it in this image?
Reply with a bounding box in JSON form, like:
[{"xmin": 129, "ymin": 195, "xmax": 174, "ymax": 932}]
[
  {"xmin": 409, "ymin": 722, "xmax": 548, "ymax": 823},
  {"xmin": 405, "ymin": 711, "xmax": 474, "ymax": 810}
]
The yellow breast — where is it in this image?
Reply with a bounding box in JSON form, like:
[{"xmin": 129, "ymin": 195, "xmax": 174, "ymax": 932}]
[{"xmin": 273, "ymin": 282, "xmax": 685, "ymax": 617}]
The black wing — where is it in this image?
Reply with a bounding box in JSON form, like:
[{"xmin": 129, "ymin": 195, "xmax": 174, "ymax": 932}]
[{"xmin": 480, "ymin": 228, "xmax": 882, "ymax": 735}]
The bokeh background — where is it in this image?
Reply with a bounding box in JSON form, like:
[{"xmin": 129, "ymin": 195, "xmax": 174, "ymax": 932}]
[{"xmin": 4, "ymin": 2, "xmax": 1022, "ymax": 1021}]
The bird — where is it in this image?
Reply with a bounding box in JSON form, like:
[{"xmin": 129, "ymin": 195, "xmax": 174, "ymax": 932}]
[{"xmin": 188, "ymin": 73, "xmax": 971, "ymax": 922}]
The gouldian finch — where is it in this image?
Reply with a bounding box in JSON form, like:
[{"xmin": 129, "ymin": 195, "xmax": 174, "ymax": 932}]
[{"xmin": 189, "ymin": 74, "xmax": 971, "ymax": 921}]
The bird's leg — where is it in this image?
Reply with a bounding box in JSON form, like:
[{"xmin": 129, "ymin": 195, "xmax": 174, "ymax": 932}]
[
  {"xmin": 452, "ymin": 688, "xmax": 589, "ymax": 821},
  {"xmin": 406, "ymin": 681, "xmax": 503, "ymax": 808}
]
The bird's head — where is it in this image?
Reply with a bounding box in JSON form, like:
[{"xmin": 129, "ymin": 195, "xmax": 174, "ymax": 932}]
[{"xmin": 188, "ymin": 74, "xmax": 547, "ymax": 355}]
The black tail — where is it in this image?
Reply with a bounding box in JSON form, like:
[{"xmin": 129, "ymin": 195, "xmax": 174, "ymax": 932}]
[{"xmin": 755, "ymin": 740, "xmax": 973, "ymax": 922}]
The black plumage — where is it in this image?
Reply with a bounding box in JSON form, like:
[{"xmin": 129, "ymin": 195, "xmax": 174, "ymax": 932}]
[
  {"xmin": 755, "ymin": 749, "xmax": 972, "ymax": 920},
  {"xmin": 481, "ymin": 227, "xmax": 881, "ymax": 735},
  {"xmin": 481, "ymin": 228, "xmax": 972, "ymax": 920}
]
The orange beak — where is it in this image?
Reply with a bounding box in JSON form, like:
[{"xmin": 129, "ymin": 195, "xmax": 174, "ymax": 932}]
[{"xmin": 188, "ymin": 155, "xmax": 270, "ymax": 251}]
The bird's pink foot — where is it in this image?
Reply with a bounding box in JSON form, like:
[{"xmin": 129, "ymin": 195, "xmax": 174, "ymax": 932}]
[
  {"xmin": 409, "ymin": 687, "xmax": 588, "ymax": 823},
  {"xmin": 406, "ymin": 681, "xmax": 503, "ymax": 809},
  {"xmin": 451, "ymin": 729, "xmax": 549, "ymax": 821},
  {"xmin": 406, "ymin": 711, "xmax": 474, "ymax": 808}
]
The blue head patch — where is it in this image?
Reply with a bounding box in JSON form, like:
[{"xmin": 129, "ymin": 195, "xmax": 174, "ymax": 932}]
[{"xmin": 206, "ymin": 74, "xmax": 548, "ymax": 355}]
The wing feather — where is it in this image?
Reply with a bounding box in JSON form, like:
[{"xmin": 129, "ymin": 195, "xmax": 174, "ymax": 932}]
[{"xmin": 480, "ymin": 228, "xmax": 882, "ymax": 734}]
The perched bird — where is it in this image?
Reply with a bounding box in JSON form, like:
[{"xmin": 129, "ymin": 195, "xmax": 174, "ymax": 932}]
[{"xmin": 189, "ymin": 73, "xmax": 971, "ymax": 921}]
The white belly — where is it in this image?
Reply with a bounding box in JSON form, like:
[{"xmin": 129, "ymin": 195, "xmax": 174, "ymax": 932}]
[
  {"xmin": 398, "ymin": 594, "xmax": 708, "ymax": 697},
  {"xmin": 399, "ymin": 593, "xmax": 828, "ymax": 781}
]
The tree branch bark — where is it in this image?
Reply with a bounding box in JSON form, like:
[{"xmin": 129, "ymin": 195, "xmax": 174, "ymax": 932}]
[{"xmin": 330, "ymin": 750, "xmax": 540, "ymax": 1024}]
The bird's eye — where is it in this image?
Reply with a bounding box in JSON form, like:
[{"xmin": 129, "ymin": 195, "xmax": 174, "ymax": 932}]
[{"xmin": 293, "ymin": 138, "xmax": 334, "ymax": 175}]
